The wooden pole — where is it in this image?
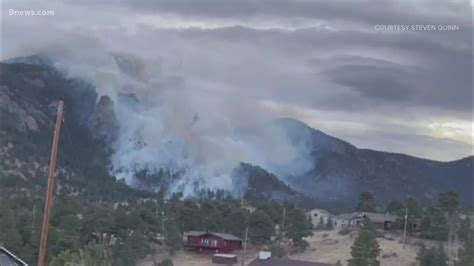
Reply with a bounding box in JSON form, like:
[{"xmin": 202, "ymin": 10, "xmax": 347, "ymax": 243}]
[
  {"xmin": 241, "ymin": 226, "xmax": 248, "ymax": 266},
  {"xmin": 402, "ymin": 206, "xmax": 408, "ymax": 249},
  {"xmin": 37, "ymin": 100, "xmax": 64, "ymax": 266}
]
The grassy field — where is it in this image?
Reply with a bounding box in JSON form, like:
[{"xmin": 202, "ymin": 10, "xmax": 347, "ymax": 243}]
[{"xmin": 138, "ymin": 229, "xmax": 452, "ymax": 266}]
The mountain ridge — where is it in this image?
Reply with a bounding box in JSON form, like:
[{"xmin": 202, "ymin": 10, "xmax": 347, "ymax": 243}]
[{"xmin": 0, "ymin": 59, "xmax": 472, "ymax": 212}]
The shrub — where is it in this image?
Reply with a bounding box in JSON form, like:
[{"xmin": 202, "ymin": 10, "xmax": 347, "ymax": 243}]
[
  {"xmin": 269, "ymin": 245, "xmax": 287, "ymax": 258},
  {"xmin": 338, "ymin": 227, "xmax": 351, "ymax": 235}
]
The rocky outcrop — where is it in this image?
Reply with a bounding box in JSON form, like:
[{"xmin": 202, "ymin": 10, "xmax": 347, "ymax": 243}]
[
  {"xmin": 0, "ymin": 85, "xmax": 41, "ymax": 132},
  {"xmin": 89, "ymin": 95, "xmax": 119, "ymax": 143}
]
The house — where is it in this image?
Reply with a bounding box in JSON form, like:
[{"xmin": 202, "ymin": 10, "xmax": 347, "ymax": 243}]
[
  {"xmin": 249, "ymin": 251, "xmax": 334, "ymax": 266},
  {"xmin": 362, "ymin": 212, "xmax": 397, "ymax": 230},
  {"xmin": 308, "ymin": 208, "xmax": 331, "ymax": 228},
  {"xmin": 335, "ymin": 212, "xmax": 397, "ymax": 230},
  {"xmin": 183, "ymin": 231, "xmax": 242, "ymax": 253},
  {"xmin": 333, "ymin": 213, "xmax": 358, "ymax": 229},
  {"xmin": 307, "ymin": 208, "xmax": 353, "ymax": 229},
  {"xmin": 0, "ymin": 246, "xmax": 28, "ymax": 266},
  {"xmin": 308, "ymin": 208, "xmax": 398, "ymax": 231}
]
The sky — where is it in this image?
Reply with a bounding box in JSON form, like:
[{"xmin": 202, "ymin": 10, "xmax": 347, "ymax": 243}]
[{"xmin": 1, "ymin": 0, "xmax": 473, "ymax": 162}]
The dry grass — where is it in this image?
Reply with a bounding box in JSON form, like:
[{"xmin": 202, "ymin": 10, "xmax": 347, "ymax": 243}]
[
  {"xmin": 291, "ymin": 230, "xmax": 420, "ymax": 266},
  {"xmin": 138, "ymin": 230, "xmax": 428, "ymax": 266}
]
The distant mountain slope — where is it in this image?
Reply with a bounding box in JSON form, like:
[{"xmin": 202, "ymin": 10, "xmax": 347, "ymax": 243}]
[
  {"xmin": 0, "ymin": 61, "xmax": 148, "ymax": 201},
  {"xmin": 275, "ymin": 118, "xmax": 473, "ymax": 211},
  {"xmin": 0, "ymin": 59, "xmax": 471, "ymax": 211}
]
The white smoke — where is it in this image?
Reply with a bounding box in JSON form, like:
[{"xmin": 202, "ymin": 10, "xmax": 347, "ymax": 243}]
[{"xmin": 43, "ymin": 48, "xmax": 313, "ymax": 196}]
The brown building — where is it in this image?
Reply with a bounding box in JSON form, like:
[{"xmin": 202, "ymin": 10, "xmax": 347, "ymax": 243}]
[{"xmin": 184, "ymin": 231, "xmax": 242, "ymax": 253}]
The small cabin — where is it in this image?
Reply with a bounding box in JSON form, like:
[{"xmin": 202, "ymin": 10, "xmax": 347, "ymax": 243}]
[
  {"xmin": 184, "ymin": 231, "xmax": 242, "ymax": 253},
  {"xmin": 212, "ymin": 254, "xmax": 238, "ymax": 264}
]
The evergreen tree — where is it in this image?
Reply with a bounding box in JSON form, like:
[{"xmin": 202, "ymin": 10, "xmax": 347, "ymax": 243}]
[
  {"xmin": 248, "ymin": 211, "xmax": 274, "ymax": 244},
  {"xmin": 405, "ymin": 198, "xmax": 424, "ymax": 219},
  {"xmin": 356, "ymin": 192, "xmax": 376, "ymax": 212},
  {"xmin": 49, "ymin": 250, "xmax": 81, "ymax": 266},
  {"xmin": 421, "ymin": 207, "xmax": 448, "ymax": 241},
  {"xmin": 418, "ymin": 244, "xmax": 448, "ymax": 266},
  {"xmin": 437, "ymin": 191, "xmax": 460, "ymax": 214},
  {"xmin": 458, "ymin": 217, "xmax": 471, "ymax": 242},
  {"xmin": 164, "ymin": 220, "xmax": 182, "ymax": 254},
  {"xmin": 457, "ymin": 228, "xmax": 474, "ymax": 266},
  {"xmin": 285, "ymin": 207, "xmax": 312, "ymax": 249},
  {"xmin": 438, "ymin": 191, "xmax": 460, "ymax": 255},
  {"xmin": 326, "ymin": 216, "xmax": 334, "ymax": 230},
  {"xmin": 257, "ymin": 201, "xmax": 283, "ymax": 225},
  {"xmin": 348, "ymin": 220, "xmax": 381, "ymax": 266},
  {"xmin": 317, "ymin": 216, "xmax": 325, "ymax": 229},
  {"xmin": 269, "ymin": 245, "xmax": 287, "ymax": 258},
  {"xmin": 0, "ymin": 209, "xmax": 23, "ymax": 254},
  {"xmin": 385, "ymin": 200, "xmax": 405, "ymax": 216},
  {"xmin": 223, "ymin": 208, "xmax": 249, "ymax": 239},
  {"xmin": 113, "ymin": 231, "xmax": 149, "ymax": 266}
]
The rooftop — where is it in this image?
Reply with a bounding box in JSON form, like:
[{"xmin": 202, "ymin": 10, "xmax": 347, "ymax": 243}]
[
  {"xmin": 335, "ymin": 212, "xmax": 397, "ymax": 222},
  {"xmin": 0, "ymin": 246, "xmax": 28, "ymax": 266},
  {"xmin": 184, "ymin": 231, "xmax": 242, "ymax": 241}
]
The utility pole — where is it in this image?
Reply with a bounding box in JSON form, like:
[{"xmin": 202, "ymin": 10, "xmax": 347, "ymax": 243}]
[
  {"xmin": 282, "ymin": 207, "xmax": 286, "ymax": 231},
  {"xmin": 31, "ymin": 204, "xmax": 36, "ymax": 237},
  {"xmin": 241, "ymin": 226, "xmax": 248, "ymax": 266},
  {"xmin": 402, "ymin": 206, "xmax": 408, "ymax": 249},
  {"xmin": 37, "ymin": 100, "xmax": 64, "ymax": 266}
]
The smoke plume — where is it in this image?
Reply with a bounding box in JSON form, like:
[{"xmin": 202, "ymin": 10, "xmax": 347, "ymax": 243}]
[{"xmin": 36, "ymin": 47, "xmax": 313, "ymax": 196}]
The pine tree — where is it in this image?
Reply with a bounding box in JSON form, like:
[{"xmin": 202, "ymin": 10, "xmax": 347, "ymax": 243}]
[
  {"xmin": 0, "ymin": 210, "xmax": 23, "ymax": 254},
  {"xmin": 356, "ymin": 192, "xmax": 376, "ymax": 212},
  {"xmin": 457, "ymin": 228, "xmax": 474, "ymax": 266},
  {"xmin": 248, "ymin": 211, "xmax": 274, "ymax": 244},
  {"xmin": 458, "ymin": 217, "xmax": 471, "ymax": 242},
  {"xmin": 421, "ymin": 207, "xmax": 448, "ymax": 241},
  {"xmin": 436, "ymin": 245, "xmax": 449, "ymax": 266},
  {"xmin": 326, "ymin": 216, "xmax": 334, "ymax": 230},
  {"xmin": 285, "ymin": 208, "xmax": 312, "ymax": 248},
  {"xmin": 418, "ymin": 244, "xmax": 448, "ymax": 266},
  {"xmin": 317, "ymin": 216, "xmax": 325, "ymax": 229},
  {"xmin": 437, "ymin": 191, "xmax": 460, "ymax": 259},
  {"xmin": 348, "ymin": 220, "xmax": 381, "ymax": 266},
  {"xmin": 164, "ymin": 220, "xmax": 183, "ymax": 253}
]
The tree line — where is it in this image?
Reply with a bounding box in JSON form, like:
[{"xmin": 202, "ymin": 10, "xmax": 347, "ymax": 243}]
[
  {"xmin": 348, "ymin": 190, "xmax": 473, "ymax": 266},
  {"xmin": 0, "ymin": 191, "xmax": 312, "ymax": 265}
]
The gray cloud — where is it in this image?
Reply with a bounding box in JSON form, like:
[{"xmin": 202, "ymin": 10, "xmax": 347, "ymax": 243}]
[
  {"xmin": 2, "ymin": 0, "xmax": 472, "ymax": 162},
  {"xmin": 113, "ymin": 0, "xmax": 470, "ymax": 27}
]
